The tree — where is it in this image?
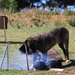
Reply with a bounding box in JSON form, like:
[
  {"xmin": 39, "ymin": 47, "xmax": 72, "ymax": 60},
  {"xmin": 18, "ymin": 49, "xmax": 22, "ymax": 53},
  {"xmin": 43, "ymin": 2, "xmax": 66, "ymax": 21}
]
[
  {"xmin": 54, "ymin": 0, "xmax": 75, "ymax": 10},
  {"xmin": 0, "ymin": 0, "xmax": 18, "ymax": 12},
  {"xmin": 1, "ymin": 0, "xmax": 75, "ymax": 11},
  {"xmin": 16, "ymin": 0, "xmax": 40, "ymax": 9},
  {"xmin": 9, "ymin": 0, "xmax": 18, "ymax": 12},
  {"xmin": 46, "ymin": 1, "xmax": 60, "ymax": 11}
]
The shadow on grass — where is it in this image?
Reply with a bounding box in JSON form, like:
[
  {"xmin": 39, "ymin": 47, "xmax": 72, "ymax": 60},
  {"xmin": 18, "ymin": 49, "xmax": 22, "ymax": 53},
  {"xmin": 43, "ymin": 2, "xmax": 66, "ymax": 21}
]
[{"xmin": 62, "ymin": 60, "xmax": 75, "ymax": 68}]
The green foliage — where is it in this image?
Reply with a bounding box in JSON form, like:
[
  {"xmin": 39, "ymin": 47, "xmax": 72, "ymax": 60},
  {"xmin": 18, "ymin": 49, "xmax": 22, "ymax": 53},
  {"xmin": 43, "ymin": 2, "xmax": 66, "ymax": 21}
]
[
  {"xmin": 33, "ymin": 10, "xmax": 60, "ymax": 16},
  {"xmin": 0, "ymin": 26, "xmax": 75, "ymax": 74},
  {"xmin": 46, "ymin": 1, "xmax": 60, "ymax": 7},
  {"xmin": 9, "ymin": 0, "xmax": 18, "ymax": 12},
  {"xmin": 52, "ymin": 11, "xmax": 60, "ymax": 15},
  {"xmin": 32, "ymin": 18, "xmax": 45, "ymax": 27},
  {"xmin": 64, "ymin": 10, "xmax": 75, "ymax": 16},
  {"xmin": 54, "ymin": 20, "xmax": 68, "ymax": 27},
  {"xmin": 0, "ymin": 0, "xmax": 18, "ymax": 12},
  {"xmin": 67, "ymin": 16, "xmax": 75, "ymax": 27},
  {"xmin": 33, "ymin": 9, "xmax": 52, "ymax": 15}
]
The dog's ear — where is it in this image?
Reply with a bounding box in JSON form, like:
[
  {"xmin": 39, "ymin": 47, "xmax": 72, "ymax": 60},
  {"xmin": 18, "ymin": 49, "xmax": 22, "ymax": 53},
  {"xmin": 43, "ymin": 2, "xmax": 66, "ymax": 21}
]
[
  {"xmin": 24, "ymin": 39, "xmax": 29, "ymax": 47},
  {"xmin": 25, "ymin": 39, "xmax": 30, "ymax": 51},
  {"xmin": 25, "ymin": 39, "xmax": 30, "ymax": 47},
  {"xmin": 25, "ymin": 39, "xmax": 27, "ymax": 43},
  {"xmin": 24, "ymin": 40, "xmax": 28, "ymax": 49}
]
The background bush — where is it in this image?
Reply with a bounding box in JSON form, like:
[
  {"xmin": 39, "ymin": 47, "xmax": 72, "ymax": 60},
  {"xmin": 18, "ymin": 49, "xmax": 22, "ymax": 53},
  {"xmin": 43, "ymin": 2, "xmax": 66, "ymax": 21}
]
[
  {"xmin": 64, "ymin": 10, "xmax": 75, "ymax": 16},
  {"xmin": 67, "ymin": 16, "xmax": 75, "ymax": 27},
  {"xmin": 54, "ymin": 20, "xmax": 68, "ymax": 27}
]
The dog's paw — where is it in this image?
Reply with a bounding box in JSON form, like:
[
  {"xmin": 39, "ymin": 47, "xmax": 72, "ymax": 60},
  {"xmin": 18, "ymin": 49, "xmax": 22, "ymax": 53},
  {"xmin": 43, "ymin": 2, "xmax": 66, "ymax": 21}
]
[
  {"xmin": 65, "ymin": 60, "xmax": 70, "ymax": 63},
  {"xmin": 63, "ymin": 59, "xmax": 71, "ymax": 63}
]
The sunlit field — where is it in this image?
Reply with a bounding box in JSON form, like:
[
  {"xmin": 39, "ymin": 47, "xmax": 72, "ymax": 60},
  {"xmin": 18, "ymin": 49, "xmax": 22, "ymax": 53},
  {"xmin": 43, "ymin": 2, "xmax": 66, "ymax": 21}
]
[
  {"xmin": 0, "ymin": 25, "xmax": 75, "ymax": 75},
  {"xmin": 0, "ymin": 9, "xmax": 75, "ymax": 75}
]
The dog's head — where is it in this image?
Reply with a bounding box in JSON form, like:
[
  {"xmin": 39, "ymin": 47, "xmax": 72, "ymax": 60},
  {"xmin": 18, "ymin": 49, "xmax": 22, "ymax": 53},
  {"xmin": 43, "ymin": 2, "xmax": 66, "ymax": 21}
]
[{"xmin": 19, "ymin": 37, "xmax": 37, "ymax": 54}]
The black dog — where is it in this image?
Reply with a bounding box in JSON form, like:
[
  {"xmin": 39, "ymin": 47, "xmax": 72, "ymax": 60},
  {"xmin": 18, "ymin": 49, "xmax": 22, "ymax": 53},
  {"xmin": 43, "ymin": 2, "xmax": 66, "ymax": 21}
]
[{"xmin": 19, "ymin": 26, "xmax": 69, "ymax": 61}]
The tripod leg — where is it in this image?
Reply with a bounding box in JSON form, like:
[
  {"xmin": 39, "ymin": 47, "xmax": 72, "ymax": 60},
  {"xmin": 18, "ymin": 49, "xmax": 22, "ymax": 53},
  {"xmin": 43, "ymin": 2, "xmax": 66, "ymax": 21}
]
[{"xmin": 0, "ymin": 44, "xmax": 9, "ymax": 70}]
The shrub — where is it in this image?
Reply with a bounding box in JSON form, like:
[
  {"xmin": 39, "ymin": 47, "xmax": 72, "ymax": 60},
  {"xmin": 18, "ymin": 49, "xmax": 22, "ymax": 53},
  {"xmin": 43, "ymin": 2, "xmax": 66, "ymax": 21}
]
[
  {"xmin": 52, "ymin": 11, "xmax": 60, "ymax": 15},
  {"xmin": 54, "ymin": 20, "xmax": 68, "ymax": 27},
  {"xmin": 67, "ymin": 16, "xmax": 75, "ymax": 27},
  {"xmin": 32, "ymin": 18, "xmax": 45, "ymax": 27},
  {"xmin": 33, "ymin": 9, "xmax": 52, "ymax": 16},
  {"xmin": 64, "ymin": 10, "xmax": 75, "ymax": 16},
  {"xmin": 30, "ymin": 9, "xmax": 60, "ymax": 16}
]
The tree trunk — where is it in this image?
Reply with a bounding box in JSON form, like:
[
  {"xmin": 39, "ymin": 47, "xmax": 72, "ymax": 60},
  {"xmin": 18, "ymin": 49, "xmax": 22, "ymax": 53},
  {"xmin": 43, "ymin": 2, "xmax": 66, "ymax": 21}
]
[{"xmin": 64, "ymin": 0, "xmax": 68, "ymax": 11}]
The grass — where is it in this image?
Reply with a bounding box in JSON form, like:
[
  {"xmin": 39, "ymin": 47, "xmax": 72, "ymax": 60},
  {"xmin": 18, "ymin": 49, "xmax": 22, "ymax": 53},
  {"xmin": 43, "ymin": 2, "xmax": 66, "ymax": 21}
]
[
  {"xmin": 0, "ymin": 26, "xmax": 55, "ymax": 41},
  {"xmin": 0, "ymin": 9, "xmax": 75, "ymax": 74},
  {"xmin": 1, "ymin": 70, "xmax": 75, "ymax": 75},
  {"xmin": 0, "ymin": 25, "xmax": 75, "ymax": 75},
  {"xmin": 0, "ymin": 70, "xmax": 65, "ymax": 75}
]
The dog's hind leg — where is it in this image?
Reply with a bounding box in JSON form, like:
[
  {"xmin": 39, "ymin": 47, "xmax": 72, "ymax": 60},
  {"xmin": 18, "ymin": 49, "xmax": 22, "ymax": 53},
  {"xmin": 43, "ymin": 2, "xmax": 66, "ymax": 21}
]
[
  {"xmin": 58, "ymin": 42, "xmax": 69, "ymax": 60},
  {"xmin": 64, "ymin": 38, "xmax": 69, "ymax": 61},
  {"xmin": 63, "ymin": 30, "xmax": 69, "ymax": 61},
  {"xmin": 58, "ymin": 43, "xmax": 66, "ymax": 59}
]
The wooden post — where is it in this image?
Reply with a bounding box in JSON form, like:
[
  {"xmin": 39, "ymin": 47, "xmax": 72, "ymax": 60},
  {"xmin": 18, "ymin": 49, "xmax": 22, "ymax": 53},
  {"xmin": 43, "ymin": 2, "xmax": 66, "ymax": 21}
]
[
  {"xmin": 3, "ymin": 17, "xmax": 9, "ymax": 70},
  {"xmin": 24, "ymin": 44, "xmax": 29, "ymax": 70},
  {"xmin": 3, "ymin": 17, "xmax": 7, "ymax": 42}
]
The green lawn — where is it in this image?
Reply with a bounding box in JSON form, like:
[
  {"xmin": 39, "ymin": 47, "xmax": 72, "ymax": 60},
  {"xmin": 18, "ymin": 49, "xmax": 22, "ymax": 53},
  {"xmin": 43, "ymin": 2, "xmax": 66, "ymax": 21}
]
[{"xmin": 0, "ymin": 26, "xmax": 75, "ymax": 75}]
